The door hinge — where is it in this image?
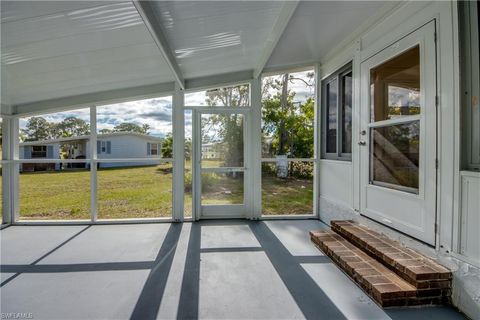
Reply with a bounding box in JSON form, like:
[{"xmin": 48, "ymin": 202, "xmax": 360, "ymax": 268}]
[{"xmin": 435, "ymin": 159, "xmax": 439, "ymax": 169}]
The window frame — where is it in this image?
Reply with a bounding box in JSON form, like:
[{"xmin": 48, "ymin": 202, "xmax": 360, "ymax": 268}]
[
  {"xmin": 149, "ymin": 142, "xmax": 158, "ymax": 156},
  {"xmin": 31, "ymin": 146, "xmax": 47, "ymax": 158},
  {"xmin": 100, "ymin": 141, "xmax": 106, "ymax": 154},
  {"xmin": 460, "ymin": 1, "xmax": 480, "ymax": 171},
  {"xmin": 321, "ymin": 62, "xmax": 353, "ymax": 161}
]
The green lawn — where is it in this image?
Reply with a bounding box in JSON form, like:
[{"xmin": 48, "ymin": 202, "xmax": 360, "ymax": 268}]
[{"xmin": 19, "ymin": 165, "xmax": 312, "ymax": 220}]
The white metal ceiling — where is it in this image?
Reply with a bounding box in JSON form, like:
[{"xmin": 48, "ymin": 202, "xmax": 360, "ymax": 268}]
[
  {"xmin": 265, "ymin": 1, "xmax": 391, "ymax": 70},
  {"xmin": 149, "ymin": 1, "xmax": 285, "ymax": 78},
  {"xmin": 1, "ymin": 0, "xmax": 391, "ymax": 111},
  {"xmin": 1, "ymin": 1, "xmax": 173, "ymax": 106}
]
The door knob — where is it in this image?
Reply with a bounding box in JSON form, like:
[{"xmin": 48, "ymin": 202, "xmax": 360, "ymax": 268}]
[{"xmin": 358, "ymin": 141, "xmax": 366, "ymax": 146}]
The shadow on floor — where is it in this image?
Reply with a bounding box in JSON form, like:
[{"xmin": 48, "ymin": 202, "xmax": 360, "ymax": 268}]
[{"xmin": 0, "ymin": 220, "xmax": 466, "ymax": 320}]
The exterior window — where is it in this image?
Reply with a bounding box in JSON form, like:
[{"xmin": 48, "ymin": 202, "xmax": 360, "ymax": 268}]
[
  {"xmin": 101, "ymin": 141, "xmax": 106, "ymax": 153},
  {"xmin": 31, "ymin": 146, "xmax": 47, "ymax": 158},
  {"xmin": 321, "ymin": 62, "xmax": 353, "ymax": 160},
  {"xmin": 150, "ymin": 143, "xmax": 158, "ymax": 155}
]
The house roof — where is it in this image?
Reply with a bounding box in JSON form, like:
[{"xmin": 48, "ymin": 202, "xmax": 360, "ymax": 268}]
[
  {"xmin": 1, "ymin": 1, "xmax": 399, "ymax": 114},
  {"xmin": 19, "ymin": 131, "xmax": 162, "ymax": 146}
]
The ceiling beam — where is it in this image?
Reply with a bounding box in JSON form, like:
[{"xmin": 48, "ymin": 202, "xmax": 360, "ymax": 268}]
[
  {"xmin": 133, "ymin": 0, "xmax": 185, "ymax": 90},
  {"xmin": 253, "ymin": 1, "xmax": 299, "ymax": 79},
  {"xmin": 185, "ymin": 70, "xmax": 254, "ymax": 92},
  {"xmin": 14, "ymin": 82, "xmax": 175, "ymax": 116},
  {"xmin": 12, "ymin": 70, "xmax": 255, "ymax": 115}
]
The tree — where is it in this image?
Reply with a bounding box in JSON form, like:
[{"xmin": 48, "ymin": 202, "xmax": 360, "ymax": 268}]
[
  {"xmin": 262, "ymin": 72, "xmax": 315, "ymax": 158},
  {"xmin": 99, "ymin": 128, "xmax": 113, "ymax": 134},
  {"xmin": 113, "ymin": 122, "xmax": 149, "ymax": 134},
  {"xmin": 22, "ymin": 117, "xmax": 52, "ymax": 141},
  {"xmin": 160, "ymin": 134, "xmax": 192, "ymax": 160},
  {"xmin": 262, "ymin": 72, "xmax": 315, "ymax": 177},
  {"xmin": 161, "ymin": 134, "xmax": 173, "ymax": 158},
  {"xmin": 54, "ymin": 116, "xmax": 90, "ymax": 138}
]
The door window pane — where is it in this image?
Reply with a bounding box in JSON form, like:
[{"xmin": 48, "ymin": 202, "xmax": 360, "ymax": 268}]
[
  {"xmin": 201, "ymin": 172, "xmax": 244, "ymax": 205},
  {"xmin": 342, "ymin": 72, "xmax": 353, "ymax": 153},
  {"xmin": 19, "ymin": 163, "xmax": 90, "ymax": 220},
  {"xmin": 201, "ymin": 113, "xmax": 244, "ymax": 168},
  {"xmin": 370, "ymin": 46, "xmax": 420, "ymax": 122},
  {"xmin": 184, "ymin": 110, "xmax": 193, "ymax": 217},
  {"xmin": 326, "ymin": 79, "xmax": 338, "ymax": 153},
  {"xmin": 370, "ymin": 121, "xmax": 420, "ymax": 192}
]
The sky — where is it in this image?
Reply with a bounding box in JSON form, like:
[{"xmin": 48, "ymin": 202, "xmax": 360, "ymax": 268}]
[{"xmin": 20, "ymin": 70, "xmax": 314, "ymax": 140}]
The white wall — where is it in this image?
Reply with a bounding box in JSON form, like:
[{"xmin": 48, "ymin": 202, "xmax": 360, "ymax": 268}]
[
  {"xmin": 86, "ymin": 135, "xmax": 162, "ymax": 168},
  {"xmin": 319, "ymin": 160, "xmax": 353, "ymax": 222},
  {"xmin": 459, "ymin": 171, "xmax": 480, "ymax": 267},
  {"xmin": 317, "ymin": 2, "xmax": 479, "ymax": 318}
]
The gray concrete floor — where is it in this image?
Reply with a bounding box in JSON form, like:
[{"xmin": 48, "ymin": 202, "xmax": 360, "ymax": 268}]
[{"xmin": 0, "ymin": 220, "xmax": 465, "ymax": 320}]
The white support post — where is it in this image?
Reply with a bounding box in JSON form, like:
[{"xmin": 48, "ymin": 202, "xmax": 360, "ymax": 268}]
[
  {"xmin": 172, "ymin": 84, "xmax": 185, "ymax": 222},
  {"xmin": 90, "ymin": 106, "xmax": 97, "ymax": 222},
  {"xmin": 2, "ymin": 115, "xmax": 18, "ymax": 224},
  {"xmin": 192, "ymin": 110, "xmax": 201, "ymax": 221},
  {"xmin": 251, "ymin": 78, "xmax": 262, "ymax": 219},
  {"xmin": 352, "ymin": 40, "xmax": 362, "ymax": 212},
  {"xmin": 4, "ymin": 116, "xmax": 19, "ymax": 223},
  {"xmin": 313, "ymin": 63, "xmax": 321, "ymax": 220}
]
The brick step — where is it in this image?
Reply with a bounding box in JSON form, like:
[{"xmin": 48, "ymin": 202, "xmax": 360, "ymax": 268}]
[
  {"xmin": 310, "ymin": 230, "xmax": 451, "ymax": 308},
  {"xmin": 330, "ymin": 220, "xmax": 452, "ymax": 290}
]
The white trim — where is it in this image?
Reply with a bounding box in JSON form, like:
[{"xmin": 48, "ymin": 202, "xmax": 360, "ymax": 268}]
[
  {"xmin": 314, "ymin": 63, "xmax": 321, "ymax": 220},
  {"xmin": 253, "ymin": 1, "xmax": 299, "ymax": 78},
  {"xmin": 172, "ymin": 84, "xmax": 185, "ymax": 221},
  {"xmin": 251, "ymin": 78, "xmax": 262, "ymax": 219},
  {"xmin": 90, "ymin": 106, "xmax": 97, "ymax": 222},
  {"xmin": 261, "ymin": 158, "xmax": 315, "ymax": 162},
  {"xmin": 185, "ymin": 106, "xmax": 251, "ymax": 112},
  {"xmin": 260, "ymin": 215, "xmax": 317, "ymax": 220},
  {"xmin": 13, "ymin": 217, "xmax": 174, "ymax": 225},
  {"xmin": 16, "ymin": 159, "xmax": 90, "ymax": 164},
  {"xmin": 201, "ymin": 167, "xmax": 245, "ymax": 173},
  {"xmin": 95, "ymin": 158, "xmax": 168, "ymax": 163},
  {"xmin": 262, "ymin": 63, "xmax": 315, "ymax": 78},
  {"xmin": 14, "ymin": 83, "xmax": 175, "ymax": 117},
  {"xmin": 185, "ymin": 71, "xmax": 253, "ymax": 93},
  {"xmin": 133, "ymin": 0, "xmax": 184, "ymax": 90}
]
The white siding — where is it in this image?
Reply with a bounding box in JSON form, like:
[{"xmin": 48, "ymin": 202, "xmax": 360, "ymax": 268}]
[
  {"xmin": 86, "ymin": 135, "xmax": 162, "ymax": 168},
  {"xmin": 460, "ymin": 171, "xmax": 480, "ymax": 266},
  {"xmin": 319, "ymin": 160, "xmax": 353, "ymax": 210}
]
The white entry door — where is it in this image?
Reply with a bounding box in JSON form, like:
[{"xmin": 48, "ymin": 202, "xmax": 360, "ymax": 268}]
[
  {"xmin": 359, "ymin": 21, "xmax": 437, "ymax": 244},
  {"xmin": 193, "ymin": 109, "xmax": 249, "ymax": 219}
]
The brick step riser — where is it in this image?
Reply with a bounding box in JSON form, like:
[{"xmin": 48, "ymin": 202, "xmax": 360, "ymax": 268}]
[
  {"xmin": 310, "ymin": 230, "xmax": 452, "ymax": 308},
  {"xmin": 330, "ymin": 221, "xmax": 452, "ymax": 290}
]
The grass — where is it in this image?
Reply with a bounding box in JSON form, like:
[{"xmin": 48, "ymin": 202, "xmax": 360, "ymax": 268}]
[{"xmin": 18, "ymin": 164, "xmax": 313, "ymax": 220}]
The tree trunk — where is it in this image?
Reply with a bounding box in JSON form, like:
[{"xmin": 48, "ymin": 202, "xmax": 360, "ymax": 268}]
[{"xmin": 278, "ymin": 73, "xmax": 289, "ymax": 155}]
